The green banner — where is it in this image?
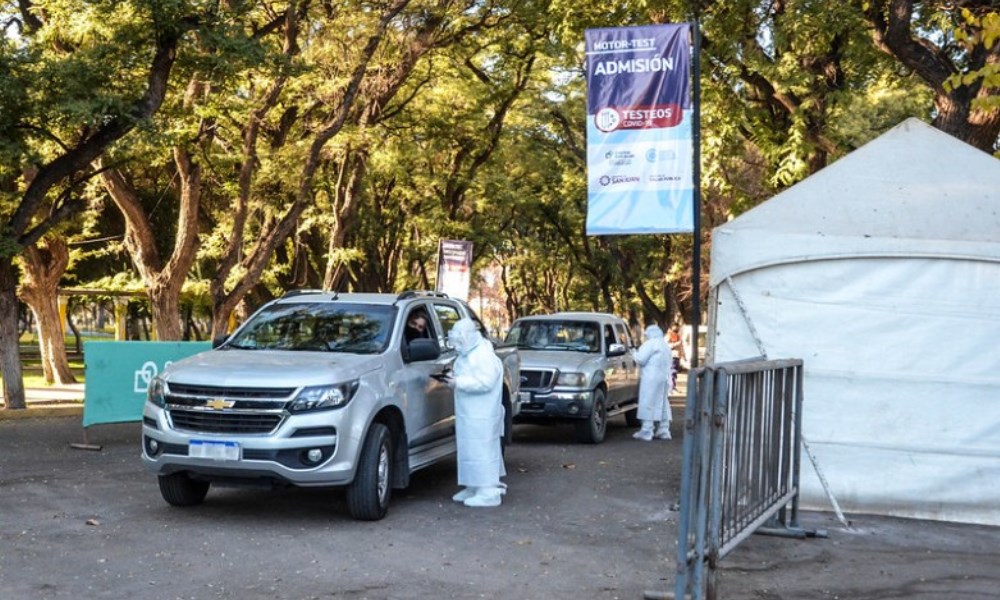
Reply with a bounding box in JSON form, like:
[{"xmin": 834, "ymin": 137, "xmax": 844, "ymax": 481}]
[{"xmin": 83, "ymin": 341, "xmax": 211, "ymax": 427}]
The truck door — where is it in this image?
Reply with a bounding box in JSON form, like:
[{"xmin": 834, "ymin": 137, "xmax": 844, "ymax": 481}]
[
  {"xmin": 614, "ymin": 322, "xmax": 639, "ymax": 401},
  {"xmin": 396, "ymin": 305, "xmax": 455, "ymax": 447},
  {"xmin": 603, "ymin": 323, "xmax": 626, "ymax": 404}
]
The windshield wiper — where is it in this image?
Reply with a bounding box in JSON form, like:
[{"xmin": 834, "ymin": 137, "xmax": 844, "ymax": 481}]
[{"xmin": 222, "ymin": 342, "xmax": 256, "ymax": 350}]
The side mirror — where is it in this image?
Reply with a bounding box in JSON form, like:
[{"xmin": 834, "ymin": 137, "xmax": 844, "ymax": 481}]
[
  {"xmin": 407, "ymin": 338, "xmax": 441, "ymax": 362},
  {"xmin": 212, "ymin": 336, "xmax": 229, "ymax": 349},
  {"xmin": 607, "ymin": 343, "xmax": 627, "ymax": 357}
]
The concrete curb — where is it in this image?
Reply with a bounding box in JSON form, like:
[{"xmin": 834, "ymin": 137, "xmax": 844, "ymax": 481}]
[{"xmin": 0, "ymin": 404, "xmax": 84, "ymax": 420}]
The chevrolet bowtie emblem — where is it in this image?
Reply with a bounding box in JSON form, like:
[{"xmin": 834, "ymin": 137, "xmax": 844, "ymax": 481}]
[{"xmin": 206, "ymin": 398, "xmax": 235, "ymax": 410}]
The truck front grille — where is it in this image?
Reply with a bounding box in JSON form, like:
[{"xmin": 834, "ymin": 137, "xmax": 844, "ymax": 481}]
[
  {"xmin": 168, "ymin": 410, "xmax": 283, "ymax": 434},
  {"xmin": 520, "ymin": 369, "xmax": 555, "ymax": 390},
  {"xmin": 164, "ymin": 382, "xmax": 293, "ymax": 434},
  {"xmin": 166, "ymin": 382, "xmax": 296, "ymax": 399}
]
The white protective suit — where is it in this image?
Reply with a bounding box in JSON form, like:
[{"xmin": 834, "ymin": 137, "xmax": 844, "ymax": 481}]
[
  {"xmin": 448, "ymin": 318, "xmax": 507, "ymax": 507},
  {"xmin": 633, "ymin": 324, "xmax": 673, "ymax": 441}
]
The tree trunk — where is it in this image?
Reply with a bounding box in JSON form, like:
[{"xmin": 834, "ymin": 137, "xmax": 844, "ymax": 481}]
[
  {"xmin": 18, "ymin": 239, "xmax": 77, "ymax": 384},
  {"xmin": 148, "ymin": 280, "xmax": 184, "ymax": 341},
  {"xmin": 99, "ymin": 146, "xmax": 202, "ymax": 342},
  {"xmin": 864, "ymin": 0, "xmax": 1000, "ymax": 152},
  {"xmin": 0, "ymin": 259, "xmax": 26, "ymax": 409}
]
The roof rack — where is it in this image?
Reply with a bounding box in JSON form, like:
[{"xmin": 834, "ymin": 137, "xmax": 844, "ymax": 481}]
[
  {"xmin": 280, "ymin": 289, "xmax": 329, "ymax": 299},
  {"xmin": 396, "ymin": 290, "xmax": 449, "ymax": 301}
]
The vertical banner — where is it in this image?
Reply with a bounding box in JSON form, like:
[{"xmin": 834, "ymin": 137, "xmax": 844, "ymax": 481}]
[
  {"xmin": 435, "ymin": 239, "xmax": 474, "ymax": 301},
  {"xmin": 585, "ymin": 23, "xmax": 693, "ymax": 235}
]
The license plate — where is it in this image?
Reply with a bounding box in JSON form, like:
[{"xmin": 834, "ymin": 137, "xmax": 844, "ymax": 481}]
[
  {"xmin": 518, "ymin": 391, "xmax": 532, "ymax": 403},
  {"xmin": 189, "ymin": 440, "xmax": 240, "ymax": 460}
]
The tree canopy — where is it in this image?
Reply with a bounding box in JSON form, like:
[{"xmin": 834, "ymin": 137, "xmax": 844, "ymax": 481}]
[{"xmin": 1, "ymin": 0, "xmax": 998, "ymax": 408}]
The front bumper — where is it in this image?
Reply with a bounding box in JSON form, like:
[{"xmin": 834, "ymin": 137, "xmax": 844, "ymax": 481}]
[
  {"xmin": 141, "ymin": 402, "xmax": 364, "ymax": 487},
  {"xmin": 513, "ymin": 389, "xmax": 595, "ymax": 421}
]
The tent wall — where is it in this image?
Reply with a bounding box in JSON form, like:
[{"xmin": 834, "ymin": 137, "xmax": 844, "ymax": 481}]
[{"xmin": 710, "ymin": 256, "xmax": 1000, "ymax": 525}]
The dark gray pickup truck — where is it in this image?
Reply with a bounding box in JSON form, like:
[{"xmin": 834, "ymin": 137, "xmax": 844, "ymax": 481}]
[{"xmin": 505, "ymin": 312, "xmax": 639, "ymax": 443}]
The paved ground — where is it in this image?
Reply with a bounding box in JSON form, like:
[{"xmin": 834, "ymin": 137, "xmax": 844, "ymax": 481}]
[{"xmin": 0, "ymin": 404, "xmax": 997, "ymax": 599}]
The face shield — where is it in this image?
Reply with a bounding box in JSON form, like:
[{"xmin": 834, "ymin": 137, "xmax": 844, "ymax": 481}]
[
  {"xmin": 449, "ymin": 318, "xmax": 480, "ymax": 355},
  {"xmin": 644, "ymin": 324, "xmax": 664, "ymax": 340}
]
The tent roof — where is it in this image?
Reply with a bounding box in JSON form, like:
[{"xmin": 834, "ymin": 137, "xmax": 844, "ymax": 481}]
[{"xmin": 710, "ymin": 118, "xmax": 1000, "ymax": 286}]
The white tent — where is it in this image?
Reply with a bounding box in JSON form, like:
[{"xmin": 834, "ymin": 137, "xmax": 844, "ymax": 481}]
[{"xmin": 708, "ymin": 118, "xmax": 1000, "ymax": 526}]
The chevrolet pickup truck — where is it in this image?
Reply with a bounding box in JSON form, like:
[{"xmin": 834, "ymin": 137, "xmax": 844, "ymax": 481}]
[{"xmin": 141, "ymin": 290, "xmax": 520, "ymax": 520}]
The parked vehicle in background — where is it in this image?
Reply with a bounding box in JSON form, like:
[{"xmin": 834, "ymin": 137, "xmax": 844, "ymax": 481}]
[
  {"xmin": 504, "ymin": 312, "xmax": 639, "ymax": 443},
  {"xmin": 141, "ymin": 290, "xmax": 520, "ymax": 521}
]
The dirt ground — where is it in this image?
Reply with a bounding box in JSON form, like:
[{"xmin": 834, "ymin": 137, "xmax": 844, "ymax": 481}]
[{"xmin": 0, "ymin": 412, "xmax": 997, "ymax": 599}]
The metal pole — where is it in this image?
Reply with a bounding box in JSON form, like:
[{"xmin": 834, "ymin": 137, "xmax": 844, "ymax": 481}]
[{"xmin": 691, "ymin": 19, "xmax": 703, "ymax": 369}]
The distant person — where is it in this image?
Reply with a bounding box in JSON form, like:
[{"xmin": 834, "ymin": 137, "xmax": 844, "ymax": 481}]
[
  {"xmin": 447, "ymin": 318, "xmax": 507, "ymax": 507},
  {"xmin": 633, "ymin": 324, "xmax": 673, "ymax": 441},
  {"xmin": 668, "ymin": 324, "xmax": 685, "ymax": 388}
]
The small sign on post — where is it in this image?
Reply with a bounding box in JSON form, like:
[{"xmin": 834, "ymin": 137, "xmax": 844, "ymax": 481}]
[{"xmin": 435, "ymin": 239, "xmax": 474, "ymax": 301}]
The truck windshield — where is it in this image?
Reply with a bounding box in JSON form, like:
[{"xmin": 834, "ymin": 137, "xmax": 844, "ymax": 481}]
[
  {"xmin": 225, "ymin": 303, "xmax": 394, "ymax": 354},
  {"xmin": 505, "ymin": 320, "xmax": 600, "ymax": 353}
]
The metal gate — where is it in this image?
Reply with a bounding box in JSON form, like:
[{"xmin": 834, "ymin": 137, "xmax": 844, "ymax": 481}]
[{"xmin": 671, "ymin": 358, "xmax": 810, "ymax": 600}]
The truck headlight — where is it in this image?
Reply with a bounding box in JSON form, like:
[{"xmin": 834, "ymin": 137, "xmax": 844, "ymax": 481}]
[
  {"xmin": 288, "ymin": 381, "xmax": 360, "ymax": 413},
  {"xmin": 556, "ymin": 372, "xmax": 586, "ymax": 387},
  {"xmin": 147, "ymin": 377, "xmax": 166, "ymax": 408}
]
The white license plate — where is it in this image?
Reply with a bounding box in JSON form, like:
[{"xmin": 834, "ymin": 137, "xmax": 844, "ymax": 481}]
[
  {"xmin": 189, "ymin": 440, "xmax": 240, "ymax": 460},
  {"xmin": 518, "ymin": 391, "xmax": 532, "ymax": 403}
]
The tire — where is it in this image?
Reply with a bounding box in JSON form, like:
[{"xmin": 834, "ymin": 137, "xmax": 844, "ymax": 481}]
[
  {"xmin": 625, "ymin": 406, "xmax": 640, "ymax": 427},
  {"xmin": 501, "ymin": 392, "xmax": 513, "ymax": 455},
  {"xmin": 158, "ymin": 472, "xmax": 209, "ymax": 507},
  {"xmin": 575, "ymin": 388, "xmax": 608, "ymax": 444},
  {"xmin": 346, "ymin": 423, "xmax": 393, "ymax": 521}
]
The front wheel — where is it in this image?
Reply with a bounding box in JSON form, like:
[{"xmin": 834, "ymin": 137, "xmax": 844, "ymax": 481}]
[
  {"xmin": 575, "ymin": 388, "xmax": 608, "ymax": 444},
  {"xmin": 346, "ymin": 423, "xmax": 393, "ymax": 521},
  {"xmin": 158, "ymin": 472, "xmax": 209, "ymax": 507}
]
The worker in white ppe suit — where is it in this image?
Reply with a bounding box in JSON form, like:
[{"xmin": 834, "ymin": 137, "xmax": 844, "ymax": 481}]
[
  {"xmin": 448, "ymin": 318, "xmax": 507, "ymax": 507},
  {"xmin": 633, "ymin": 324, "xmax": 673, "ymax": 441}
]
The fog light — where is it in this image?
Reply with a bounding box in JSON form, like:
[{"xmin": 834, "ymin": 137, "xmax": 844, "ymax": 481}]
[
  {"xmin": 149, "ymin": 439, "xmax": 159, "ymax": 452},
  {"xmin": 567, "ymin": 403, "xmax": 580, "ymax": 415},
  {"xmin": 306, "ymin": 448, "xmax": 323, "ymax": 464}
]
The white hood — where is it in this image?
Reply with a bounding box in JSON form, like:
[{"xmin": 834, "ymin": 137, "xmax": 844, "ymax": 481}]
[{"xmin": 161, "ymin": 349, "xmax": 381, "ymax": 389}]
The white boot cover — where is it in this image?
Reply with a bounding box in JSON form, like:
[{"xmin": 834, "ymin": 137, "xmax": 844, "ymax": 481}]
[
  {"xmin": 632, "ymin": 421, "xmax": 654, "ymax": 442},
  {"xmin": 463, "ymin": 487, "xmax": 502, "ymax": 508},
  {"xmin": 452, "ymin": 487, "xmax": 477, "ymax": 503}
]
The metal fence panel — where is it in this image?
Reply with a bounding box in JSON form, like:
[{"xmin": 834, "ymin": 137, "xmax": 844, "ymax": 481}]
[{"xmin": 673, "ymin": 359, "xmax": 805, "ymax": 600}]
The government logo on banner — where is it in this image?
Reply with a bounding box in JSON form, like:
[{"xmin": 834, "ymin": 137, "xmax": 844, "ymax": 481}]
[{"xmin": 585, "ymin": 24, "xmax": 694, "ymax": 235}]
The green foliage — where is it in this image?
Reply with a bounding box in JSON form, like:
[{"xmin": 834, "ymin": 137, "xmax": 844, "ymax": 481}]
[
  {"xmin": 3, "ymin": 0, "xmax": 990, "ymax": 339},
  {"xmin": 945, "ymin": 8, "xmax": 1000, "ymax": 112}
]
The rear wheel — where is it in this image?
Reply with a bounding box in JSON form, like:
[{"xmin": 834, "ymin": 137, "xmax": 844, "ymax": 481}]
[
  {"xmin": 625, "ymin": 406, "xmax": 640, "ymax": 427},
  {"xmin": 501, "ymin": 391, "xmax": 513, "ymax": 455},
  {"xmin": 346, "ymin": 423, "xmax": 393, "ymax": 521},
  {"xmin": 575, "ymin": 388, "xmax": 608, "ymax": 444},
  {"xmin": 158, "ymin": 472, "xmax": 209, "ymax": 507}
]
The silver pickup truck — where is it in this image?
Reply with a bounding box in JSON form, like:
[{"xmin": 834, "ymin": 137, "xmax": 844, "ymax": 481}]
[
  {"xmin": 505, "ymin": 312, "xmax": 639, "ymax": 443},
  {"xmin": 141, "ymin": 290, "xmax": 520, "ymax": 521}
]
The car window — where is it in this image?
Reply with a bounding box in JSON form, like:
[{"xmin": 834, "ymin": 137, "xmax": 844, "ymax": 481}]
[
  {"xmin": 403, "ymin": 306, "xmax": 436, "ymax": 344},
  {"xmin": 604, "ymin": 324, "xmax": 617, "ymax": 351},
  {"xmin": 506, "ymin": 320, "xmax": 600, "ymax": 353},
  {"xmin": 226, "ymin": 302, "xmax": 392, "ymax": 354},
  {"xmin": 433, "ymin": 303, "xmax": 463, "ymax": 346},
  {"xmin": 614, "ymin": 323, "xmax": 632, "ymax": 348}
]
